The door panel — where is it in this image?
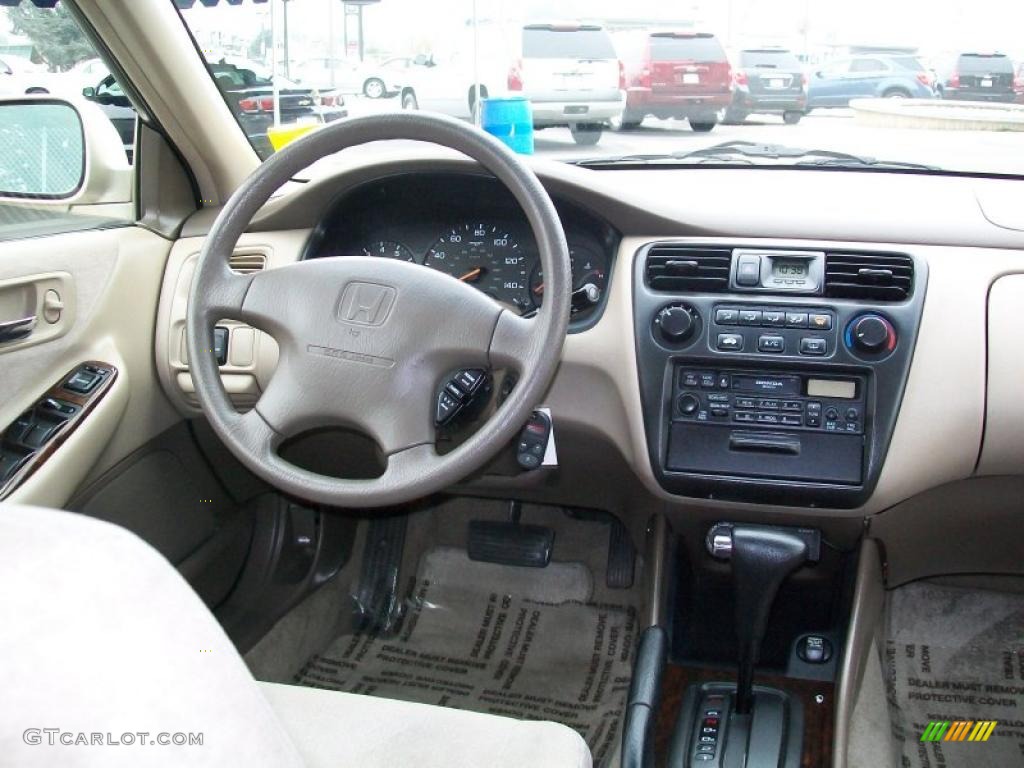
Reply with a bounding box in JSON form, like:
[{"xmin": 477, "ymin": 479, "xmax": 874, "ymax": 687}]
[{"xmin": 0, "ymin": 226, "xmax": 180, "ymax": 507}]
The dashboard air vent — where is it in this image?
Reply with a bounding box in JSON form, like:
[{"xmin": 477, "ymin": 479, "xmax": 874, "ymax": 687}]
[
  {"xmin": 229, "ymin": 252, "xmax": 267, "ymax": 274},
  {"xmin": 824, "ymin": 252, "xmax": 913, "ymax": 301},
  {"xmin": 645, "ymin": 244, "xmax": 732, "ymax": 292}
]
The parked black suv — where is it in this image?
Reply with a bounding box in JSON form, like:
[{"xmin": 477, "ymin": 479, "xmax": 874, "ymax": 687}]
[
  {"xmin": 941, "ymin": 53, "xmax": 1016, "ymax": 103},
  {"xmin": 725, "ymin": 48, "xmax": 807, "ymax": 124}
]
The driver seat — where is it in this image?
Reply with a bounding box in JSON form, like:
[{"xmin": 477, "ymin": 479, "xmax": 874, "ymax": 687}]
[{"xmin": 0, "ymin": 504, "xmax": 592, "ymax": 767}]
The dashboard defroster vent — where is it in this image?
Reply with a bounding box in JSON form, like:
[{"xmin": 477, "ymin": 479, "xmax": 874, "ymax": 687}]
[
  {"xmin": 645, "ymin": 244, "xmax": 732, "ymax": 292},
  {"xmin": 229, "ymin": 252, "xmax": 267, "ymax": 274},
  {"xmin": 824, "ymin": 252, "xmax": 913, "ymax": 301}
]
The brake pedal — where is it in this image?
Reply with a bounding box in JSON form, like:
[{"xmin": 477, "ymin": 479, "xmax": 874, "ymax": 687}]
[
  {"xmin": 353, "ymin": 515, "xmax": 407, "ymax": 633},
  {"xmin": 467, "ymin": 519, "xmax": 554, "ymax": 568}
]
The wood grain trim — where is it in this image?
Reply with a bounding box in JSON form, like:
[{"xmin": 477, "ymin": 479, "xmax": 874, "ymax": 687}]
[
  {"xmin": 0, "ymin": 361, "xmax": 118, "ymax": 500},
  {"xmin": 655, "ymin": 664, "xmax": 835, "ymax": 768}
]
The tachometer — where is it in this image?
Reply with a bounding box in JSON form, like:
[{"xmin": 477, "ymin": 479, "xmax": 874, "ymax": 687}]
[
  {"xmin": 424, "ymin": 223, "xmax": 532, "ymax": 311},
  {"xmin": 362, "ymin": 240, "xmax": 416, "ymax": 262}
]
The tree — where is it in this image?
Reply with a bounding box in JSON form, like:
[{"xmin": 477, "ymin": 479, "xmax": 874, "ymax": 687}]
[{"xmin": 8, "ymin": 4, "xmax": 95, "ymax": 71}]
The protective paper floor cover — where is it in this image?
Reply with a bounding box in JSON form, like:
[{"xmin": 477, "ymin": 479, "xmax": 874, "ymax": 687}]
[
  {"xmin": 295, "ymin": 547, "xmax": 639, "ymax": 766},
  {"xmin": 884, "ymin": 581, "xmax": 1024, "ymax": 767}
]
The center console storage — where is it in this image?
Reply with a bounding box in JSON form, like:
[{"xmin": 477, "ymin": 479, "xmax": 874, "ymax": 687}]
[{"xmin": 634, "ymin": 242, "xmax": 926, "ymax": 508}]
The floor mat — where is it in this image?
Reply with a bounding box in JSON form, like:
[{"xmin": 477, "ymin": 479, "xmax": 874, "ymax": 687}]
[
  {"xmin": 294, "ymin": 547, "xmax": 639, "ymax": 766},
  {"xmin": 884, "ymin": 581, "xmax": 1024, "ymax": 767}
]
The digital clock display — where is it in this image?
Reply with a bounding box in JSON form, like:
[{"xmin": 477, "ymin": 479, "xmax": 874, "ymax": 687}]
[{"xmin": 773, "ymin": 261, "xmax": 809, "ymax": 278}]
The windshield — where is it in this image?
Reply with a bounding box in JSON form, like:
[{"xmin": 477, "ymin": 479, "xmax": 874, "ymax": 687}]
[{"xmin": 168, "ymin": 0, "xmax": 1024, "ymax": 175}]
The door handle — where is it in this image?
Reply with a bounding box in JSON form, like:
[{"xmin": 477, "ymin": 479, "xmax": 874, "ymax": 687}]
[{"xmin": 0, "ymin": 315, "xmax": 37, "ymax": 343}]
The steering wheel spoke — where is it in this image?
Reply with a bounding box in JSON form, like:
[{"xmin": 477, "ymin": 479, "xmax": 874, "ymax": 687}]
[{"xmin": 489, "ymin": 311, "xmax": 536, "ymax": 372}]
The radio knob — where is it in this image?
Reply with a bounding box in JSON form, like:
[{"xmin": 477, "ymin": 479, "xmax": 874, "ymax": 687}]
[
  {"xmin": 656, "ymin": 305, "xmax": 697, "ymax": 343},
  {"xmin": 678, "ymin": 394, "xmax": 701, "ymax": 416},
  {"xmin": 848, "ymin": 314, "xmax": 896, "ymax": 354}
]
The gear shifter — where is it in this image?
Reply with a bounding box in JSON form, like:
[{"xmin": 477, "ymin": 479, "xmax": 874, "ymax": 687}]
[
  {"xmin": 719, "ymin": 525, "xmax": 809, "ymax": 714},
  {"xmin": 668, "ymin": 523, "xmax": 817, "ymax": 768}
]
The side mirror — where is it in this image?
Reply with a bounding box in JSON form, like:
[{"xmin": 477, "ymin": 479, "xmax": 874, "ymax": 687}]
[
  {"xmin": 0, "ymin": 96, "xmax": 130, "ymax": 204},
  {"xmin": 814, "ymin": 71, "xmax": 825, "ymax": 79},
  {"xmin": 82, "ymin": 86, "xmax": 96, "ymax": 98}
]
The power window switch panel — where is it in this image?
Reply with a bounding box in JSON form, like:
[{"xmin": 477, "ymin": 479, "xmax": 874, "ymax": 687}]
[{"xmin": 63, "ymin": 370, "xmax": 100, "ymax": 394}]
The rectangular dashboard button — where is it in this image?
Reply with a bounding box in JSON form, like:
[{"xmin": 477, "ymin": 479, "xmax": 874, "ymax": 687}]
[
  {"xmin": 739, "ymin": 309, "xmax": 762, "ymax": 326},
  {"xmin": 716, "ymin": 333, "xmax": 744, "ymax": 352},
  {"xmin": 785, "ymin": 312, "xmax": 808, "ymax": 328},
  {"xmin": 762, "ymin": 310, "xmax": 786, "ymax": 327},
  {"xmin": 808, "ymin": 313, "xmax": 833, "ymax": 331},
  {"xmin": 800, "ymin": 338, "xmax": 827, "ymax": 356},
  {"xmin": 757, "ymin": 335, "xmax": 785, "ymax": 353},
  {"xmin": 715, "ymin": 308, "xmax": 739, "ymax": 325}
]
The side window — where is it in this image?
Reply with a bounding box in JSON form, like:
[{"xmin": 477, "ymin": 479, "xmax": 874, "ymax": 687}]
[
  {"xmin": 0, "ymin": 0, "xmax": 136, "ymax": 240},
  {"xmin": 850, "ymin": 58, "xmax": 887, "ymax": 74},
  {"xmin": 821, "ymin": 60, "xmax": 849, "ymax": 77}
]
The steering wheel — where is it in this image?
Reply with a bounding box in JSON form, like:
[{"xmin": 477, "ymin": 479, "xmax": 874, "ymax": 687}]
[{"xmin": 186, "ymin": 113, "xmax": 571, "ymax": 508}]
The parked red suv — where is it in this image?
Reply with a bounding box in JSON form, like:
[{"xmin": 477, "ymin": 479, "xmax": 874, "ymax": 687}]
[{"xmin": 615, "ymin": 31, "xmax": 732, "ymax": 132}]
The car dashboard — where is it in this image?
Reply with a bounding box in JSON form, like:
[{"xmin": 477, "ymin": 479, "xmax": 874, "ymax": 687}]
[{"xmin": 155, "ymin": 152, "xmax": 1024, "ymax": 545}]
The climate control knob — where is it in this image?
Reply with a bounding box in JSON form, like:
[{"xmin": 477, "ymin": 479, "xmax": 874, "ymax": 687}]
[
  {"xmin": 655, "ymin": 304, "xmax": 699, "ymax": 344},
  {"xmin": 847, "ymin": 314, "xmax": 896, "ymax": 355}
]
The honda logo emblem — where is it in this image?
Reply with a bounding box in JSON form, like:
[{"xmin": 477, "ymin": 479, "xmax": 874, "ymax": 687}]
[{"xmin": 337, "ymin": 282, "xmax": 396, "ymax": 326}]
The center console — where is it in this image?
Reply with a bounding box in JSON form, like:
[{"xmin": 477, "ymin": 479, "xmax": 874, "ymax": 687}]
[{"xmin": 634, "ymin": 242, "xmax": 926, "ymax": 508}]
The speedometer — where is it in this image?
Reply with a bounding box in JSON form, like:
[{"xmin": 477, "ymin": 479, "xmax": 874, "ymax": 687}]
[{"xmin": 424, "ymin": 223, "xmax": 532, "ymax": 311}]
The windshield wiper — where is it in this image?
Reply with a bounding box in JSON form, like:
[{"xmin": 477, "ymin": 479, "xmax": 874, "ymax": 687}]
[{"xmin": 573, "ymin": 141, "xmax": 940, "ymax": 171}]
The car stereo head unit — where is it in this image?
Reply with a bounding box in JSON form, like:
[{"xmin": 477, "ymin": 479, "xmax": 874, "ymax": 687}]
[{"xmin": 669, "ymin": 366, "xmax": 867, "ymax": 488}]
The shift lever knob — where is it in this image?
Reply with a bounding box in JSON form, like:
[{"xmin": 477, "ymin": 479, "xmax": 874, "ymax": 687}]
[{"xmin": 707, "ymin": 523, "xmax": 811, "ymax": 715}]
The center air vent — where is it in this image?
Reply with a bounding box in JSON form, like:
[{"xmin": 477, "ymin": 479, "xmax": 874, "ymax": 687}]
[
  {"xmin": 645, "ymin": 244, "xmax": 732, "ymax": 292},
  {"xmin": 824, "ymin": 252, "xmax": 913, "ymax": 301},
  {"xmin": 229, "ymin": 252, "xmax": 267, "ymax": 274}
]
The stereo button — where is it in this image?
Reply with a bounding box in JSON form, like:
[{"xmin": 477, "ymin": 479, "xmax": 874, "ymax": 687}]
[
  {"xmin": 782, "ymin": 415, "xmax": 802, "ymax": 426},
  {"xmin": 733, "ymin": 412, "xmax": 756, "ymax": 423},
  {"xmin": 757, "ymin": 413, "xmax": 781, "ymax": 424},
  {"xmin": 736, "ymin": 397, "xmax": 757, "ymax": 409},
  {"xmin": 781, "ymin": 400, "xmax": 803, "ymax": 412},
  {"xmin": 683, "ymin": 372, "xmax": 699, "ymax": 387}
]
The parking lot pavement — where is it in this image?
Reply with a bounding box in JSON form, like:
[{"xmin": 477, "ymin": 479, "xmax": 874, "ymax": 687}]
[
  {"xmin": 533, "ymin": 111, "xmax": 1021, "ymax": 174},
  {"xmin": 340, "ymin": 96, "xmax": 1021, "ymax": 175}
]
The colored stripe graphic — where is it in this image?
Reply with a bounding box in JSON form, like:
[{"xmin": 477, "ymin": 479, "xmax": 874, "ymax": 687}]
[{"xmin": 923, "ymin": 720, "xmax": 997, "ymax": 742}]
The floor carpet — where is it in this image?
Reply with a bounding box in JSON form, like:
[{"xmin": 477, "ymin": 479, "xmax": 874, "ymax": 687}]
[
  {"xmin": 294, "ymin": 546, "xmax": 640, "ymax": 766},
  {"xmin": 883, "ymin": 581, "xmax": 1024, "ymax": 767}
]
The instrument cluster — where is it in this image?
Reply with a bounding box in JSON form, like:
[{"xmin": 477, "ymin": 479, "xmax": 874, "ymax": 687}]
[{"xmin": 305, "ymin": 173, "xmax": 619, "ymax": 326}]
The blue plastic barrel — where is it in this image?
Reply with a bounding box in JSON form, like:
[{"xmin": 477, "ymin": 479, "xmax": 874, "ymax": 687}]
[{"xmin": 480, "ymin": 97, "xmax": 534, "ymax": 155}]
